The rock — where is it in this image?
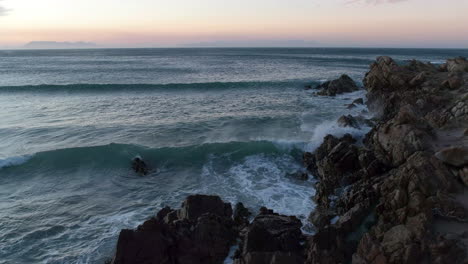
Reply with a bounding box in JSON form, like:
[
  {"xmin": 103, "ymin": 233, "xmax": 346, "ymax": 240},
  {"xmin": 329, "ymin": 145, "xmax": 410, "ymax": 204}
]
[
  {"xmin": 337, "ymin": 115, "xmax": 361, "ymax": 129},
  {"xmin": 307, "ymin": 56, "xmax": 468, "ymax": 264},
  {"xmin": 308, "ymin": 207, "xmax": 335, "ymax": 229},
  {"xmin": 178, "ymin": 194, "xmax": 233, "ymax": 221},
  {"xmin": 435, "ymin": 146, "xmax": 468, "ymax": 167},
  {"xmin": 234, "ymin": 202, "xmax": 252, "ymax": 227},
  {"xmin": 459, "ymin": 167, "xmax": 468, "ymax": 186},
  {"xmin": 346, "ymin": 103, "xmax": 357, "ymax": 109},
  {"xmin": 112, "ymin": 195, "xmax": 236, "ymax": 264},
  {"xmin": 337, "ymin": 115, "xmax": 373, "ymax": 129},
  {"xmin": 286, "ymin": 171, "xmax": 309, "ymax": 181},
  {"xmin": 441, "ymin": 75, "xmax": 464, "ymax": 90},
  {"xmin": 234, "ymin": 209, "xmax": 304, "ymax": 264},
  {"xmin": 446, "ymin": 57, "xmax": 468, "ymax": 72},
  {"xmin": 353, "ymin": 98, "xmax": 364, "ymax": 105},
  {"xmin": 316, "ymin": 74, "xmax": 360, "ymax": 96},
  {"xmin": 131, "ymin": 157, "xmax": 149, "ymax": 175}
]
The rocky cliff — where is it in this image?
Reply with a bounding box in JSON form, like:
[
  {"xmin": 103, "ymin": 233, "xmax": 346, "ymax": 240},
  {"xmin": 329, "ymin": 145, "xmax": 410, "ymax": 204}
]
[{"xmin": 304, "ymin": 56, "xmax": 468, "ymax": 264}]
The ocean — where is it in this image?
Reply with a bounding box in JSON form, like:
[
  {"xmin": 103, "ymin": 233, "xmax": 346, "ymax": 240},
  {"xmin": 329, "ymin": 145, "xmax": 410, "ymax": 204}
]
[{"xmin": 1, "ymin": 48, "xmax": 467, "ymax": 264}]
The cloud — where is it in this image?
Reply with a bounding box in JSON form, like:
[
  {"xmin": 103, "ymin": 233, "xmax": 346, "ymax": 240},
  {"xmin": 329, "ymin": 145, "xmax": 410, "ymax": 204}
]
[
  {"xmin": 0, "ymin": 0, "xmax": 9, "ymax": 16},
  {"xmin": 346, "ymin": 0, "xmax": 408, "ymax": 4}
]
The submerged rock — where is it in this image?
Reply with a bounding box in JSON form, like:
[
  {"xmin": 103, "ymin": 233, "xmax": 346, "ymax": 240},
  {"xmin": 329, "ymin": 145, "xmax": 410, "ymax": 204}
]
[{"xmin": 131, "ymin": 157, "xmax": 149, "ymax": 175}]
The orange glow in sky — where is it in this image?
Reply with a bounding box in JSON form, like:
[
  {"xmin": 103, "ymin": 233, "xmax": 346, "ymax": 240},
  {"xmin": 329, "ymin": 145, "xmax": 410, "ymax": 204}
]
[{"xmin": 0, "ymin": 0, "xmax": 467, "ymax": 48}]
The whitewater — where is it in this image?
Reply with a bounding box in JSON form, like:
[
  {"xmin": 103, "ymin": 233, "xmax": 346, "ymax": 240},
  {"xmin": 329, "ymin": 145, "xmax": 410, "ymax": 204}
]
[{"xmin": 1, "ymin": 48, "xmax": 467, "ymax": 264}]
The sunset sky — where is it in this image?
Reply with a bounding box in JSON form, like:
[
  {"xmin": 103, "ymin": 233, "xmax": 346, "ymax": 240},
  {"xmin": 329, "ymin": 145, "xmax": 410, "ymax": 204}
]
[{"xmin": 0, "ymin": 0, "xmax": 467, "ymax": 48}]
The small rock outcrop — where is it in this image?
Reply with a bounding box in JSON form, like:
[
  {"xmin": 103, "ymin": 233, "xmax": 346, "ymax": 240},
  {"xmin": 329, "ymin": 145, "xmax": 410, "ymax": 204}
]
[
  {"xmin": 132, "ymin": 157, "xmax": 149, "ymax": 175},
  {"xmin": 112, "ymin": 195, "xmax": 236, "ymax": 264},
  {"xmin": 234, "ymin": 208, "xmax": 305, "ymax": 264},
  {"xmin": 111, "ymin": 196, "xmax": 305, "ymax": 264},
  {"xmin": 315, "ymin": 74, "xmax": 360, "ymax": 96}
]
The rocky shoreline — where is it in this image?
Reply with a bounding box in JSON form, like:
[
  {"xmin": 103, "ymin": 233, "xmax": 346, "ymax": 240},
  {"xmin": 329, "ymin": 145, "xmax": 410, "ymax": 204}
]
[{"xmin": 110, "ymin": 57, "xmax": 468, "ymax": 264}]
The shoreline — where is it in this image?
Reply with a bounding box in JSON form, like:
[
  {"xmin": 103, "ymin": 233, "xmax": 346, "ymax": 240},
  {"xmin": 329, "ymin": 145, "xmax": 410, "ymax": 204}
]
[{"xmin": 109, "ymin": 56, "xmax": 468, "ymax": 264}]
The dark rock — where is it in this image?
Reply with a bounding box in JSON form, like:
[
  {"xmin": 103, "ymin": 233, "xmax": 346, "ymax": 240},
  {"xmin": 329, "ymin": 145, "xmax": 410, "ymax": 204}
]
[
  {"xmin": 353, "ymin": 98, "xmax": 364, "ymax": 105},
  {"xmin": 112, "ymin": 195, "xmax": 236, "ymax": 264},
  {"xmin": 234, "ymin": 202, "xmax": 251, "ymax": 227},
  {"xmin": 435, "ymin": 146, "xmax": 468, "ymax": 167},
  {"xmin": 337, "ymin": 115, "xmax": 360, "ymax": 129},
  {"xmin": 316, "ymin": 74, "xmax": 360, "ymax": 96},
  {"xmin": 286, "ymin": 171, "xmax": 309, "ymax": 181},
  {"xmin": 178, "ymin": 194, "xmax": 233, "ymax": 221},
  {"xmin": 346, "ymin": 103, "xmax": 357, "ymax": 109},
  {"xmin": 446, "ymin": 57, "xmax": 468, "ymax": 72},
  {"xmin": 234, "ymin": 209, "xmax": 304, "ymax": 264},
  {"xmin": 131, "ymin": 157, "xmax": 149, "ymax": 175}
]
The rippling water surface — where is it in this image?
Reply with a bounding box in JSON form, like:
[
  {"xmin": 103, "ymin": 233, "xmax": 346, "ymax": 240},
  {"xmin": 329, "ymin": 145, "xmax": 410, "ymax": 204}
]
[{"xmin": 1, "ymin": 48, "xmax": 467, "ymax": 264}]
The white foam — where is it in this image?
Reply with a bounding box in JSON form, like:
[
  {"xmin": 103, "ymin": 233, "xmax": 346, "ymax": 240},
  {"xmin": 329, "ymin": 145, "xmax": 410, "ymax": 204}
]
[
  {"xmin": 0, "ymin": 154, "xmax": 33, "ymax": 169},
  {"xmin": 200, "ymin": 154, "xmax": 315, "ymax": 222},
  {"xmin": 305, "ymin": 120, "xmax": 371, "ymax": 151}
]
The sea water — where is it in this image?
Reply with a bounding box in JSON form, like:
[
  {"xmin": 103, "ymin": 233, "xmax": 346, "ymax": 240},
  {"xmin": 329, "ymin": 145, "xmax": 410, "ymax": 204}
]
[{"xmin": 1, "ymin": 48, "xmax": 467, "ymax": 264}]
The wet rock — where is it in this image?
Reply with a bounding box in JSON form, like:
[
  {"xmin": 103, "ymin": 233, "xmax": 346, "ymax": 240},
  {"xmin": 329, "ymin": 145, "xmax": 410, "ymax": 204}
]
[
  {"xmin": 435, "ymin": 146, "xmax": 468, "ymax": 167},
  {"xmin": 286, "ymin": 171, "xmax": 309, "ymax": 181},
  {"xmin": 352, "ymin": 98, "xmax": 364, "ymax": 105},
  {"xmin": 337, "ymin": 115, "xmax": 361, "ymax": 129},
  {"xmin": 234, "ymin": 202, "xmax": 252, "ymax": 227},
  {"xmin": 316, "ymin": 74, "xmax": 360, "ymax": 96},
  {"xmin": 346, "ymin": 103, "xmax": 357, "ymax": 109},
  {"xmin": 234, "ymin": 209, "xmax": 304, "ymax": 264},
  {"xmin": 131, "ymin": 157, "xmax": 149, "ymax": 175},
  {"xmin": 112, "ymin": 195, "xmax": 236, "ymax": 264}
]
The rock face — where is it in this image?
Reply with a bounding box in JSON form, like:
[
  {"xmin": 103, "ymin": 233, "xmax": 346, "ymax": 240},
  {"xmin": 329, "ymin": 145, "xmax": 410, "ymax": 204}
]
[
  {"xmin": 304, "ymin": 56, "xmax": 468, "ymax": 264},
  {"xmin": 112, "ymin": 196, "xmax": 305, "ymax": 264},
  {"xmin": 315, "ymin": 74, "xmax": 360, "ymax": 96},
  {"xmin": 112, "ymin": 195, "xmax": 236, "ymax": 264},
  {"xmin": 435, "ymin": 146, "xmax": 468, "ymax": 167},
  {"xmin": 234, "ymin": 208, "xmax": 305, "ymax": 264}
]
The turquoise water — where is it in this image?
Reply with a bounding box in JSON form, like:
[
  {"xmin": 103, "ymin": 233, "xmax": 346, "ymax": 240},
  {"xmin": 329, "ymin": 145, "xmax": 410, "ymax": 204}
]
[{"xmin": 1, "ymin": 48, "xmax": 467, "ymax": 264}]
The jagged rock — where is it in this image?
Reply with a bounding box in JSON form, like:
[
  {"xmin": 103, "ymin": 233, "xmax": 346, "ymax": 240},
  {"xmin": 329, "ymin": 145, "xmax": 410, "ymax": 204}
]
[
  {"xmin": 307, "ymin": 57, "xmax": 468, "ymax": 264},
  {"xmin": 459, "ymin": 167, "xmax": 468, "ymax": 186},
  {"xmin": 337, "ymin": 115, "xmax": 361, "ymax": 129},
  {"xmin": 234, "ymin": 202, "xmax": 252, "ymax": 227},
  {"xmin": 352, "ymin": 98, "xmax": 364, "ymax": 105},
  {"xmin": 346, "ymin": 103, "xmax": 357, "ymax": 109},
  {"xmin": 446, "ymin": 57, "xmax": 468, "ymax": 73},
  {"xmin": 316, "ymin": 74, "xmax": 359, "ymax": 96},
  {"xmin": 234, "ymin": 209, "xmax": 304, "ymax": 264},
  {"xmin": 132, "ymin": 157, "xmax": 149, "ymax": 175},
  {"xmin": 286, "ymin": 171, "xmax": 309, "ymax": 181},
  {"xmin": 337, "ymin": 115, "xmax": 373, "ymax": 129},
  {"xmin": 112, "ymin": 195, "xmax": 236, "ymax": 264},
  {"xmin": 435, "ymin": 146, "xmax": 468, "ymax": 167}
]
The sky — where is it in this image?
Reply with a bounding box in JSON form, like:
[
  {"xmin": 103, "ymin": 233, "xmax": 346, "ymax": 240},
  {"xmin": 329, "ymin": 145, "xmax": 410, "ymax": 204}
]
[{"xmin": 0, "ymin": 0, "xmax": 467, "ymax": 48}]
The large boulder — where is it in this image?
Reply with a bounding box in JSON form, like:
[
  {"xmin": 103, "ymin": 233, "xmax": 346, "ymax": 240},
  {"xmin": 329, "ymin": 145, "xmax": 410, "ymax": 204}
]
[
  {"xmin": 315, "ymin": 74, "xmax": 359, "ymax": 96},
  {"xmin": 445, "ymin": 57, "xmax": 468, "ymax": 73},
  {"xmin": 234, "ymin": 208, "xmax": 304, "ymax": 264},
  {"xmin": 112, "ymin": 195, "xmax": 236, "ymax": 264},
  {"xmin": 435, "ymin": 146, "xmax": 468, "ymax": 167}
]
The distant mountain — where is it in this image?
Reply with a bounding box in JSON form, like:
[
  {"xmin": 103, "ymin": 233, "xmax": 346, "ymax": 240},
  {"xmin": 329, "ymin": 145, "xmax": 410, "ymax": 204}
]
[
  {"xmin": 181, "ymin": 39, "xmax": 320, "ymax": 48},
  {"xmin": 24, "ymin": 41, "xmax": 98, "ymax": 49}
]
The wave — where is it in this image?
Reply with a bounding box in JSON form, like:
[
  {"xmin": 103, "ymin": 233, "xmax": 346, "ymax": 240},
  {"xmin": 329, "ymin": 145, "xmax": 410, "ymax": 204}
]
[
  {"xmin": 0, "ymin": 141, "xmax": 303, "ymax": 172},
  {"xmin": 0, "ymin": 155, "xmax": 33, "ymax": 169},
  {"xmin": 0, "ymin": 80, "xmax": 318, "ymax": 93}
]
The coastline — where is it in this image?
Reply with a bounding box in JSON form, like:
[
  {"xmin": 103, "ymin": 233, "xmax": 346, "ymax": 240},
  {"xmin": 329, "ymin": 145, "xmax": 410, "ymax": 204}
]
[{"xmin": 108, "ymin": 56, "xmax": 468, "ymax": 264}]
